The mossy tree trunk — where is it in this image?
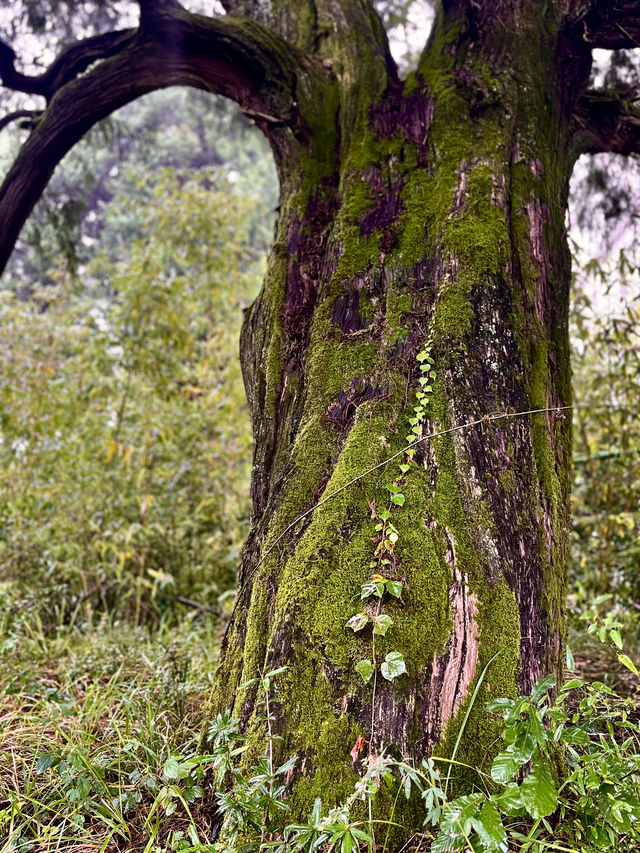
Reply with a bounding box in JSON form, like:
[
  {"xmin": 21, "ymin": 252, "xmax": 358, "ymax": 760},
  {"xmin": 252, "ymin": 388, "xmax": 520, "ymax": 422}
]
[
  {"xmin": 1, "ymin": 0, "xmax": 639, "ymax": 827},
  {"xmin": 213, "ymin": 0, "xmax": 587, "ymax": 812}
]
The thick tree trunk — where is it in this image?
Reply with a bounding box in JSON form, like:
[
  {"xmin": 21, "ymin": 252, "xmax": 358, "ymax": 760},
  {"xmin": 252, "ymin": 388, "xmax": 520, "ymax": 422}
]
[
  {"xmin": 0, "ymin": 0, "xmax": 605, "ymax": 833},
  {"xmin": 208, "ymin": 0, "xmax": 587, "ymax": 818}
]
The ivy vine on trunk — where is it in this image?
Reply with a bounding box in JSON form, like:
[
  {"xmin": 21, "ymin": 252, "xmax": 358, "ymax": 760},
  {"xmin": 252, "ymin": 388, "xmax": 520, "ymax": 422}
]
[{"xmin": 1, "ymin": 0, "xmax": 639, "ymax": 828}]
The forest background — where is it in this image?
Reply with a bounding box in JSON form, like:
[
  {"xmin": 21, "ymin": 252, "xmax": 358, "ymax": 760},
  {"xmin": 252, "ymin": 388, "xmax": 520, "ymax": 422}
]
[{"xmin": 1, "ymin": 0, "xmax": 640, "ymax": 850}]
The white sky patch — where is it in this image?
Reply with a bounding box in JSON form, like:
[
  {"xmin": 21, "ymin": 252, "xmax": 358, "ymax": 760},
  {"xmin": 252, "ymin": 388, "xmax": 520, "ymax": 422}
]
[{"xmin": 385, "ymin": 0, "xmax": 434, "ymax": 71}]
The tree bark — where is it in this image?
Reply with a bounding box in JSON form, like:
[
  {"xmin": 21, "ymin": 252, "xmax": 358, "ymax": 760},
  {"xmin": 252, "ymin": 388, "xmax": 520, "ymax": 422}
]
[
  {"xmin": 207, "ymin": 0, "xmax": 591, "ymax": 818},
  {"xmin": 0, "ymin": 0, "xmax": 615, "ymax": 831}
]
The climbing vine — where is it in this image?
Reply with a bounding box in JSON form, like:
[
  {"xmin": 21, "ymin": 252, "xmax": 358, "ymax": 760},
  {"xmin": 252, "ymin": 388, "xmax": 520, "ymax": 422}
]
[{"xmin": 346, "ymin": 337, "xmax": 437, "ymax": 719}]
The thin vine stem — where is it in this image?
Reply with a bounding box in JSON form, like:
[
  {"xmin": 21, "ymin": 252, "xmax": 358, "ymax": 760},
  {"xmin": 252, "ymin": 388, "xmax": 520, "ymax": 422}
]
[{"xmin": 248, "ymin": 404, "xmax": 572, "ymax": 581}]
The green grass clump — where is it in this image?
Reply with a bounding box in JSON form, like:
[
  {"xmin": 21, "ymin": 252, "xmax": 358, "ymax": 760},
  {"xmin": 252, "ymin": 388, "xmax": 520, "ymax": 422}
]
[{"xmin": 0, "ymin": 613, "xmax": 223, "ymax": 852}]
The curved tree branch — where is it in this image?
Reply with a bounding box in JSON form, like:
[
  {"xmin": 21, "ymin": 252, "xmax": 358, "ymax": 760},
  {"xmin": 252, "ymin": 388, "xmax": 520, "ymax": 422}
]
[
  {"xmin": 574, "ymin": 88, "xmax": 640, "ymax": 154},
  {"xmin": 0, "ymin": 109, "xmax": 43, "ymax": 133},
  {"xmin": 0, "ymin": 10, "xmax": 306, "ymax": 277},
  {"xmin": 0, "ymin": 30, "xmax": 135, "ymax": 100}
]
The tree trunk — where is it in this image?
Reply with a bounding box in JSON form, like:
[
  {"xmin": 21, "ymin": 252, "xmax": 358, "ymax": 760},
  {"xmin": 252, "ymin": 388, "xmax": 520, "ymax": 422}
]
[
  {"xmin": 1, "ymin": 0, "xmax": 609, "ymax": 831},
  {"xmin": 208, "ymin": 0, "xmax": 587, "ymax": 817}
]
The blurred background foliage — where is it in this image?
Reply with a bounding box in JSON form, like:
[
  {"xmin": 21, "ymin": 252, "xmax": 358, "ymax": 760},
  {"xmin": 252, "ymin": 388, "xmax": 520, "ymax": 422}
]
[
  {"xmin": 570, "ymin": 250, "xmax": 640, "ymax": 666},
  {"xmin": 0, "ymin": 153, "xmax": 271, "ymax": 631}
]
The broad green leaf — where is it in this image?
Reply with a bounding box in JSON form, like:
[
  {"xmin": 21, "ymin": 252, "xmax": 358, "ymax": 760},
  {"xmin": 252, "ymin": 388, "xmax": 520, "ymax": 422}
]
[
  {"xmin": 529, "ymin": 674, "xmax": 555, "ymax": 703},
  {"xmin": 163, "ymin": 756, "xmax": 190, "ymax": 781},
  {"xmin": 526, "ymin": 709, "xmax": 547, "ymax": 749},
  {"xmin": 618, "ymin": 653, "xmax": 639, "ymax": 676},
  {"xmin": 381, "ymin": 651, "xmax": 406, "ymax": 681},
  {"xmin": 495, "ymin": 783, "xmax": 526, "ymax": 817},
  {"xmin": 373, "ymin": 614, "xmax": 393, "ymax": 636},
  {"xmin": 36, "ymin": 753, "xmax": 55, "ymax": 774},
  {"xmin": 519, "ymin": 754, "xmax": 558, "ymax": 819},
  {"xmin": 490, "ymin": 745, "xmax": 522, "ymax": 783},
  {"xmin": 386, "ymin": 580, "xmax": 402, "ymax": 598},
  {"xmin": 566, "ymin": 645, "xmax": 575, "ymax": 671},
  {"xmin": 341, "ymin": 831, "xmax": 352, "ymax": 853},
  {"xmin": 509, "ymin": 729, "xmax": 537, "ymax": 764},
  {"xmin": 345, "ymin": 613, "xmax": 369, "ymax": 632},
  {"xmin": 486, "ymin": 697, "xmax": 515, "ymax": 713},
  {"xmin": 610, "ymin": 629, "xmax": 623, "ymax": 650},
  {"xmin": 471, "ymin": 801, "xmax": 508, "ymax": 852},
  {"xmin": 355, "ymin": 659, "xmax": 375, "ymax": 683}
]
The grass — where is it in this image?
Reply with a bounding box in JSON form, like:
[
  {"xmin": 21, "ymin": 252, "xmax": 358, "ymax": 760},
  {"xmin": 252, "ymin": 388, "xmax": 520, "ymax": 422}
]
[
  {"xmin": 2, "ymin": 590, "xmax": 640, "ymax": 852},
  {"xmin": 0, "ymin": 610, "xmax": 225, "ymax": 852}
]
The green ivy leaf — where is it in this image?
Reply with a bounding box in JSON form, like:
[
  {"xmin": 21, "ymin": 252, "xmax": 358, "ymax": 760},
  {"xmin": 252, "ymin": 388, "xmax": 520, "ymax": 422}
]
[
  {"xmin": 373, "ymin": 614, "xmax": 393, "ymax": 636},
  {"xmin": 386, "ymin": 580, "xmax": 402, "ymax": 598},
  {"xmin": 355, "ymin": 659, "xmax": 375, "ymax": 683},
  {"xmin": 361, "ymin": 581, "xmax": 384, "ymax": 599},
  {"xmin": 381, "ymin": 651, "xmax": 406, "ymax": 681},
  {"xmin": 519, "ymin": 753, "xmax": 558, "ymax": 819},
  {"xmin": 390, "ymin": 493, "xmax": 405, "ymax": 506},
  {"xmin": 345, "ymin": 613, "xmax": 369, "ymax": 632}
]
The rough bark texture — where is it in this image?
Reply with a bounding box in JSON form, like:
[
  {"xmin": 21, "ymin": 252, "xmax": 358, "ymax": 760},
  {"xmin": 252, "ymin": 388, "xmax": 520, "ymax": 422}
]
[
  {"xmin": 211, "ymin": 0, "xmax": 589, "ymax": 815},
  {"xmin": 0, "ymin": 0, "xmax": 626, "ymax": 834}
]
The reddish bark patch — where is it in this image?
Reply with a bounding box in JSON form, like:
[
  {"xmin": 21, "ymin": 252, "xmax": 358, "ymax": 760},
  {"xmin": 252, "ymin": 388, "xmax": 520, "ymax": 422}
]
[
  {"xmin": 524, "ymin": 197, "xmax": 551, "ymax": 326},
  {"xmin": 361, "ymin": 176, "xmax": 404, "ymax": 237},
  {"xmin": 371, "ymin": 83, "xmax": 434, "ymax": 151},
  {"xmin": 420, "ymin": 564, "xmax": 479, "ymax": 749},
  {"xmin": 282, "ymin": 217, "xmax": 317, "ymax": 337},
  {"xmin": 331, "ymin": 288, "xmax": 370, "ymax": 333},
  {"xmin": 325, "ymin": 379, "xmax": 388, "ymax": 430},
  {"xmin": 283, "ymin": 186, "xmax": 340, "ymax": 341}
]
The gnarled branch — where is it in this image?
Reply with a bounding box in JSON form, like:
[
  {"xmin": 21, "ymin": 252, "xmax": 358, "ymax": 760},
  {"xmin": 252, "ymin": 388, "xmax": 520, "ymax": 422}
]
[
  {"xmin": 0, "ymin": 109, "xmax": 43, "ymax": 133},
  {"xmin": 574, "ymin": 88, "xmax": 640, "ymax": 154},
  {"xmin": 0, "ymin": 30, "xmax": 135, "ymax": 100}
]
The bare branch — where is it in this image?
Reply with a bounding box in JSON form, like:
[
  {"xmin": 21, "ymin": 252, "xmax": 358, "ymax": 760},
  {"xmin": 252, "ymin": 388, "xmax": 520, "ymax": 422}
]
[
  {"xmin": 0, "ymin": 109, "xmax": 42, "ymax": 133},
  {"xmin": 0, "ymin": 30, "xmax": 135, "ymax": 100},
  {"xmin": 574, "ymin": 88, "xmax": 640, "ymax": 154},
  {"xmin": 577, "ymin": 1, "xmax": 640, "ymax": 49}
]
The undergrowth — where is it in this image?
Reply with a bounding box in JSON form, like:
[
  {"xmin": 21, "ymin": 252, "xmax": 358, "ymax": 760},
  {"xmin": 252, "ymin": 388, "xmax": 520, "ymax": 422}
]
[
  {"xmin": 0, "ymin": 613, "xmax": 222, "ymax": 852},
  {"xmin": 3, "ymin": 606, "xmax": 640, "ymax": 853}
]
